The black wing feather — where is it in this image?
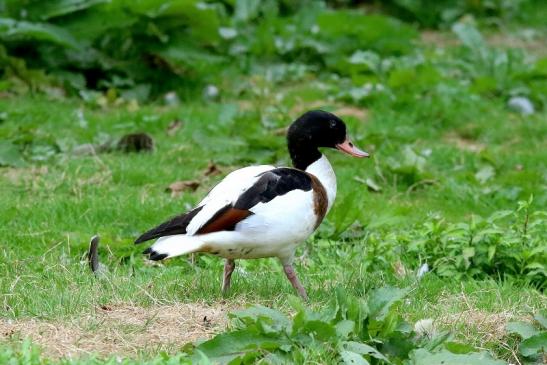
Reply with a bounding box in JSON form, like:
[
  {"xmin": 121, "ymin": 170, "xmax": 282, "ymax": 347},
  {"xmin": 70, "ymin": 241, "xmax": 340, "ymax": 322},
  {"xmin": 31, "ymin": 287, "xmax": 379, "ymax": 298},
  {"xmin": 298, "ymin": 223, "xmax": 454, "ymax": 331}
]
[
  {"xmin": 134, "ymin": 206, "xmax": 203, "ymax": 244},
  {"xmin": 234, "ymin": 168, "xmax": 312, "ymax": 210}
]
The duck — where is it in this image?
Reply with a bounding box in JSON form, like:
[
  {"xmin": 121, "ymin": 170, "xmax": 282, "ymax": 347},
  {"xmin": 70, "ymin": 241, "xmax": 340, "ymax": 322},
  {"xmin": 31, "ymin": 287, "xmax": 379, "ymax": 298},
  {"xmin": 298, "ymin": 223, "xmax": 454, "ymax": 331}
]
[{"xmin": 135, "ymin": 110, "xmax": 369, "ymax": 300}]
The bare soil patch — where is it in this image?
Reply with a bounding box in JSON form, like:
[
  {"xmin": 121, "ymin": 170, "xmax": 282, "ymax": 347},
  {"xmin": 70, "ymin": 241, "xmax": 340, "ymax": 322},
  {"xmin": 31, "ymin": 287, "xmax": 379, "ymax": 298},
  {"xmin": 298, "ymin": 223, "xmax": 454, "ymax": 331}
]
[{"xmin": 0, "ymin": 302, "xmax": 237, "ymax": 359}]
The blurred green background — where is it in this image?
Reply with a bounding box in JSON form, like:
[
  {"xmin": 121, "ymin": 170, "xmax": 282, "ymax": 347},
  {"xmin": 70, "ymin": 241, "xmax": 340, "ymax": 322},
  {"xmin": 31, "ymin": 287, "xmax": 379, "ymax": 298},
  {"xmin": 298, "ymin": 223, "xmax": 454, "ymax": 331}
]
[
  {"xmin": 0, "ymin": 2, "xmax": 546, "ymax": 363},
  {"xmin": 1, "ymin": 0, "xmax": 546, "ymax": 104}
]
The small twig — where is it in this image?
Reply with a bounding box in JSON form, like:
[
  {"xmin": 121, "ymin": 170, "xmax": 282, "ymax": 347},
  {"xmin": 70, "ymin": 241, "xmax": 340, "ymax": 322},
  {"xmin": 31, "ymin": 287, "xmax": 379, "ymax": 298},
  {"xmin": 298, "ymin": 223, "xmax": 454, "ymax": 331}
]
[{"xmin": 88, "ymin": 235, "xmax": 100, "ymax": 275}]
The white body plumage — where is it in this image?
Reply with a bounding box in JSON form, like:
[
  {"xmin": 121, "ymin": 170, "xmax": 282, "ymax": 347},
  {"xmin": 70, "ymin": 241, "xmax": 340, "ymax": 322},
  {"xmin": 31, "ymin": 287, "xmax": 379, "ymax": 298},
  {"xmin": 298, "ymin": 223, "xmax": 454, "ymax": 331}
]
[{"xmin": 149, "ymin": 155, "xmax": 336, "ymax": 265}]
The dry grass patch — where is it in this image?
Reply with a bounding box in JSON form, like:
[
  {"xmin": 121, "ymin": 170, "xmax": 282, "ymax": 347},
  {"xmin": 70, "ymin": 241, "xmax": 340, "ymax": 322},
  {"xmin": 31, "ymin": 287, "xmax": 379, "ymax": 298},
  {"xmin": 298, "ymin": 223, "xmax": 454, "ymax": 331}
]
[
  {"xmin": 423, "ymin": 288, "xmax": 541, "ymax": 363},
  {"xmin": 444, "ymin": 133, "xmax": 486, "ymax": 153},
  {"xmin": 439, "ymin": 308, "xmax": 518, "ymax": 344},
  {"xmin": 487, "ymin": 33, "xmax": 547, "ymax": 57},
  {"xmin": 437, "ymin": 307, "xmax": 530, "ymax": 364},
  {"xmin": 421, "ymin": 30, "xmax": 547, "ymax": 56},
  {"xmin": 0, "ymin": 302, "xmax": 238, "ymax": 359},
  {"xmin": 432, "ymin": 290, "xmax": 532, "ymax": 344},
  {"xmin": 421, "ymin": 31, "xmax": 459, "ymax": 47},
  {"xmin": 421, "ymin": 290, "xmax": 538, "ymax": 364},
  {"xmin": 1, "ymin": 166, "xmax": 49, "ymax": 186}
]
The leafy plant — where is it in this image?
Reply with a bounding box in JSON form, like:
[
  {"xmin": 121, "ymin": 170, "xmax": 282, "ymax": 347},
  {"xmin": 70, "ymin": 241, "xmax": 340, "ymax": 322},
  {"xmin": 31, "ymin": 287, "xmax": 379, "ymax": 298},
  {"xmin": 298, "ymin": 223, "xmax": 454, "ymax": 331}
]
[
  {"xmin": 0, "ymin": 140, "xmax": 26, "ymax": 167},
  {"xmin": 0, "ymin": 0, "xmax": 228, "ymax": 99},
  {"xmin": 185, "ymin": 287, "xmax": 507, "ymax": 364},
  {"xmin": 0, "ymin": 1, "xmax": 422, "ymax": 101},
  {"xmin": 404, "ymin": 197, "xmax": 546, "ymax": 289},
  {"xmin": 506, "ymin": 310, "xmax": 547, "ymax": 362},
  {"xmin": 385, "ymin": 145, "xmax": 431, "ymax": 187},
  {"xmin": 379, "ymin": 0, "xmax": 532, "ymax": 28},
  {"xmin": 451, "ymin": 22, "xmax": 524, "ymax": 94}
]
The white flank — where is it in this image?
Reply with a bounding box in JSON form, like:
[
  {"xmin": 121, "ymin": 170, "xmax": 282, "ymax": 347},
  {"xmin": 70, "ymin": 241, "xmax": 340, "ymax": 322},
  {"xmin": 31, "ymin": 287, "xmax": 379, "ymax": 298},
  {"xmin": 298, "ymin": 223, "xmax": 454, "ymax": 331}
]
[{"xmin": 150, "ymin": 235, "xmax": 204, "ymax": 258}]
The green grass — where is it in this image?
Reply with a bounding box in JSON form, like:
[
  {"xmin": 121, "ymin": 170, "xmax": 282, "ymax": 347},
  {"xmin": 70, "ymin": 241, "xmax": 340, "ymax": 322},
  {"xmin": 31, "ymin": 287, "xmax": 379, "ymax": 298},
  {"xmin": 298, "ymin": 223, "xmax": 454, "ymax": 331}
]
[
  {"xmin": 1, "ymin": 92, "xmax": 545, "ymax": 362},
  {"xmin": 1, "ymin": 24, "xmax": 547, "ymax": 365}
]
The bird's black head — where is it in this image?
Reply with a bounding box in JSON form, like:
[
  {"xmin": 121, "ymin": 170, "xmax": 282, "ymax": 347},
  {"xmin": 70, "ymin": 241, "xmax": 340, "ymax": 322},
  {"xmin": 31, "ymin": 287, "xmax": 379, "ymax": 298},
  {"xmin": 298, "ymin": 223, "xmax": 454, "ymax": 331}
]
[{"xmin": 287, "ymin": 110, "xmax": 368, "ymax": 170}]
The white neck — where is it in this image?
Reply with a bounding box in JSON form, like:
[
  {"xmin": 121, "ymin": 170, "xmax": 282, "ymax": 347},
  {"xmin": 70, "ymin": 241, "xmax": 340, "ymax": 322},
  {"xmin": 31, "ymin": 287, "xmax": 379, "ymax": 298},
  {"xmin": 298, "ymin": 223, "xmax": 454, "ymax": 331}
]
[{"xmin": 305, "ymin": 154, "xmax": 337, "ymax": 212}]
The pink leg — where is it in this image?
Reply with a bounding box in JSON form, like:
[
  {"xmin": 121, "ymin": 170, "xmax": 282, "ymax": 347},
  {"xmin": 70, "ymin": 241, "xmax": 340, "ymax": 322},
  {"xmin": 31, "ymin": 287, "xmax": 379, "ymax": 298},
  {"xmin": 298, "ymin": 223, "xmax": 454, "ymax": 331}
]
[
  {"xmin": 283, "ymin": 264, "xmax": 308, "ymax": 301},
  {"xmin": 222, "ymin": 259, "xmax": 236, "ymax": 295}
]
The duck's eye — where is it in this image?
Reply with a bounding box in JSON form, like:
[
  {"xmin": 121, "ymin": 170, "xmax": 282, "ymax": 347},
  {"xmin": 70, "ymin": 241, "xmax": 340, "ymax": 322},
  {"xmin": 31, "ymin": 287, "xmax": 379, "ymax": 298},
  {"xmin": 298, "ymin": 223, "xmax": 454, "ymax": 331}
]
[{"xmin": 329, "ymin": 120, "xmax": 336, "ymax": 128}]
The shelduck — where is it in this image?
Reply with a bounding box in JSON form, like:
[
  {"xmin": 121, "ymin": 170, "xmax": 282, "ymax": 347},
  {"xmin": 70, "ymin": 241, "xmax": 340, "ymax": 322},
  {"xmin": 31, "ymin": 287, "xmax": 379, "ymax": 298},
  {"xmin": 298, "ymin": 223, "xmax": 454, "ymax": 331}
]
[{"xmin": 135, "ymin": 110, "xmax": 369, "ymax": 300}]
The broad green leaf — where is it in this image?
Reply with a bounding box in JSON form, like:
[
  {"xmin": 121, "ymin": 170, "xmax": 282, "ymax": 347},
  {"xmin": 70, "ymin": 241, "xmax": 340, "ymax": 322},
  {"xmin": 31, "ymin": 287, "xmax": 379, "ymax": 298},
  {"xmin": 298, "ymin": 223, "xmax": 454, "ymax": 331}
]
[
  {"xmin": 300, "ymin": 320, "xmax": 336, "ymax": 341},
  {"xmin": 535, "ymin": 311, "xmax": 547, "ymax": 330},
  {"xmin": 519, "ymin": 332, "xmax": 547, "ymax": 357},
  {"xmin": 335, "ymin": 287, "xmax": 369, "ymax": 330},
  {"xmin": 193, "ymin": 350, "xmax": 213, "ymax": 365},
  {"xmin": 341, "ymin": 341, "xmax": 390, "ymax": 362},
  {"xmin": 368, "ymin": 287, "xmax": 408, "ymax": 321},
  {"xmin": 120, "ymin": 0, "xmax": 220, "ymax": 44},
  {"xmin": 462, "ymin": 247, "xmax": 475, "ymax": 260},
  {"xmin": 382, "ymin": 335, "xmax": 417, "ymax": 360},
  {"xmin": 506, "ymin": 321, "xmax": 538, "ymax": 340},
  {"xmin": 402, "ymin": 146, "xmax": 426, "ymax": 172},
  {"xmin": 475, "ymin": 165, "xmax": 495, "ymax": 184},
  {"xmin": 234, "ymin": 0, "xmax": 263, "ymax": 22},
  {"xmin": 340, "ymin": 350, "xmax": 370, "ymax": 365},
  {"xmin": 62, "ymin": 4, "xmax": 137, "ymax": 39},
  {"xmin": 347, "ymin": 50, "xmax": 381, "ymax": 73},
  {"xmin": 425, "ymin": 331, "xmax": 452, "ymax": 352},
  {"xmin": 336, "ymin": 320, "xmax": 355, "ymax": 339},
  {"xmin": 0, "ymin": 141, "xmax": 25, "ymax": 167},
  {"xmin": 231, "ymin": 305, "xmax": 290, "ymax": 330},
  {"xmin": 155, "ymin": 40, "xmax": 226, "ymax": 70},
  {"xmin": 196, "ymin": 329, "xmax": 288, "ymax": 361},
  {"xmin": 452, "ymin": 23, "xmax": 485, "ymax": 50},
  {"xmin": 410, "ymin": 349, "xmax": 505, "ymax": 365},
  {"xmin": 0, "ymin": 18, "xmax": 80, "ymax": 49}
]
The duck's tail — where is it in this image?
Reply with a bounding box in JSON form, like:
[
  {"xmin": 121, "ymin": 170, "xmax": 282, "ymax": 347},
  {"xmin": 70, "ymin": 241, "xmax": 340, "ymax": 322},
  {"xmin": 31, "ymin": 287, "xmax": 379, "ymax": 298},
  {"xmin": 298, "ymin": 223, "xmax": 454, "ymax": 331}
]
[{"xmin": 143, "ymin": 235, "xmax": 204, "ymax": 261}]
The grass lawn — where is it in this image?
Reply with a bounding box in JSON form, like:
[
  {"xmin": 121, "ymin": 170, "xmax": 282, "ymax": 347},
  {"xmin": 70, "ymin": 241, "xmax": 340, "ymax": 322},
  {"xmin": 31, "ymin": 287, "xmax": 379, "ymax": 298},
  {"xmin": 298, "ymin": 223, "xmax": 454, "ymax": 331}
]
[{"xmin": 1, "ymin": 20, "xmax": 546, "ymax": 365}]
